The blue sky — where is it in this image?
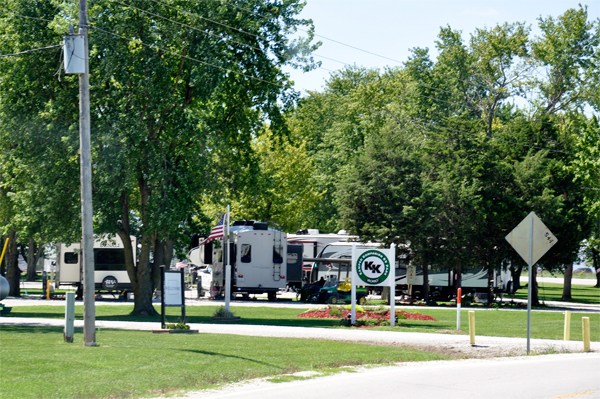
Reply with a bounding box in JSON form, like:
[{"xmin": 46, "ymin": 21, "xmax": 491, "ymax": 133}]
[{"xmin": 283, "ymin": 0, "xmax": 600, "ymax": 95}]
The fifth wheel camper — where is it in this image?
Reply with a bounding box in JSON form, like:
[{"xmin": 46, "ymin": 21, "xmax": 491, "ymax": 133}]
[{"xmin": 188, "ymin": 221, "xmax": 303, "ymax": 301}]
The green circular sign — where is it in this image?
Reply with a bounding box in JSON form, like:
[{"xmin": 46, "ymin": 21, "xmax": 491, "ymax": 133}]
[{"xmin": 356, "ymin": 250, "xmax": 390, "ymax": 285}]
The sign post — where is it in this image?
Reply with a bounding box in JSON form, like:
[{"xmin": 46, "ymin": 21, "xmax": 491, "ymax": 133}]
[
  {"xmin": 160, "ymin": 266, "xmax": 186, "ymax": 328},
  {"xmin": 456, "ymin": 287, "xmax": 462, "ymax": 330},
  {"xmin": 351, "ymin": 244, "xmax": 396, "ymax": 326},
  {"xmin": 505, "ymin": 211, "xmax": 557, "ymax": 354}
]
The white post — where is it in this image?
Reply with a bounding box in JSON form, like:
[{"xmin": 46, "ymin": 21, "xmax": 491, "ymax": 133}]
[
  {"xmin": 456, "ymin": 287, "xmax": 462, "ymax": 330},
  {"xmin": 79, "ymin": 0, "xmax": 95, "ymax": 347},
  {"xmin": 527, "ymin": 214, "xmax": 533, "ymax": 355},
  {"xmin": 351, "ymin": 243, "xmax": 356, "ymax": 325},
  {"xmin": 389, "ymin": 244, "xmax": 396, "ymax": 326},
  {"xmin": 64, "ymin": 291, "xmax": 75, "ymax": 343},
  {"xmin": 225, "ymin": 205, "xmax": 231, "ymax": 313}
]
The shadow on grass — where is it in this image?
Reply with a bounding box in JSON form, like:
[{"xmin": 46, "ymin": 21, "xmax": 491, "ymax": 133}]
[
  {"xmin": 0, "ymin": 324, "xmax": 65, "ymax": 334},
  {"xmin": 180, "ymin": 349, "xmax": 282, "ymax": 369}
]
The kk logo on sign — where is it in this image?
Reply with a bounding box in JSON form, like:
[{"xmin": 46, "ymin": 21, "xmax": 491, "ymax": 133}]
[{"xmin": 356, "ymin": 250, "xmax": 390, "ymax": 285}]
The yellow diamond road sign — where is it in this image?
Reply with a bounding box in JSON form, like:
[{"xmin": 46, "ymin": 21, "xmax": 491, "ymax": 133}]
[{"xmin": 505, "ymin": 212, "xmax": 557, "ymax": 266}]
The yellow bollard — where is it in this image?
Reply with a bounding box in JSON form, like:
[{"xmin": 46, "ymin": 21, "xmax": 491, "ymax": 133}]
[
  {"xmin": 582, "ymin": 317, "xmax": 590, "ymax": 352},
  {"xmin": 46, "ymin": 280, "xmax": 50, "ymax": 300},
  {"xmin": 564, "ymin": 311, "xmax": 571, "ymax": 341},
  {"xmin": 469, "ymin": 311, "xmax": 475, "ymax": 345}
]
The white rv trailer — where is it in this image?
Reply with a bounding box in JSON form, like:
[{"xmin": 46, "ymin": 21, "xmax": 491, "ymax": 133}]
[
  {"xmin": 308, "ymin": 241, "xmax": 512, "ymax": 300},
  {"xmin": 286, "ymin": 230, "xmax": 359, "ymax": 283},
  {"xmin": 56, "ymin": 235, "xmax": 136, "ymax": 294},
  {"xmin": 188, "ymin": 221, "xmax": 303, "ymax": 300}
]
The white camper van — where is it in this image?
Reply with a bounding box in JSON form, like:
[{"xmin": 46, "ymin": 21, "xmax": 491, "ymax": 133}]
[
  {"xmin": 189, "ymin": 221, "xmax": 303, "ymax": 300},
  {"xmin": 56, "ymin": 235, "xmax": 136, "ymax": 295}
]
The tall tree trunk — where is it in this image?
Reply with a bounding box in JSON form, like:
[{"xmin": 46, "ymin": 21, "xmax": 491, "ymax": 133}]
[
  {"xmin": 6, "ymin": 230, "xmax": 20, "ymax": 297},
  {"xmin": 531, "ymin": 266, "xmax": 539, "ymax": 306},
  {"xmin": 511, "ymin": 263, "xmax": 523, "ymax": 292},
  {"xmin": 593, "ymin": 248, "xmax": 599, "ymax": 288},
  {"xmin": 561, "ymin": 262, "xmax": 573, "ymax": 300},
  {"xmin": 152, "ymin": 237, "xmax": 165, "ymax": 291},
  {"xmin": 164, "ymin": 239, "xmax": 174, "ymax": 270},
  {"xmin": 487, "ymin": 266, "xmax": 494, "ymax": 304},
  {"xmin": 422, "ymin": 255, "xmax": 429, "ymax": 303},
  {"xmin": 26, "ymin": 238, "xmax": 43, "ymax": 281},
  {"xmin": 132, "ymin": 234, "xmax": 156, "ymax": 316}
]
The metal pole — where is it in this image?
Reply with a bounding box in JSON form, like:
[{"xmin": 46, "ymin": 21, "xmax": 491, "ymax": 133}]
[
  {"xmin": 527, "ymin": 214, "xmax": 533, "ymax": 354},
  {"xmin": 160, "ymin": 265, "xmax": 165, "ymax": 328},
  {"xmin": 456, "ymin": 287, "xmax": 462, "ymax": 330},
  {"xmin": 79, "ymin": 0, "xmax": 95, "ymax": 347},
  {"xmin": 180, "ymin": 269, "xmax": 186, "ymax": 324},
  {"xmin": 390, "ymin": 244, "xmax": 395, "ymax": 327},
  {"xmin": 225, "ymin": 205, "xmax": 231, "ymax": 313},
  {"xmin": 351, "ymin": 244, "xmax": 356, "ymax": 325}
]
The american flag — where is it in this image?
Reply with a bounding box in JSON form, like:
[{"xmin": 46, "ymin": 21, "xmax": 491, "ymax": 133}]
[{"xmin": 198, "ymin": 213, "xmax": 226, "ymax": 246}]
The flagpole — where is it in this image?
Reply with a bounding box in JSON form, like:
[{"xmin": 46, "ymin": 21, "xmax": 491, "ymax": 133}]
[{"xmin": 225, "ymin": 205, "xmax": 231, "ymax": 312}]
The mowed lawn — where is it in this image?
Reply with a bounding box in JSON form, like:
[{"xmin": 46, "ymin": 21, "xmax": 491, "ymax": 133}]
[
  {"xmin": 3, "ymin": 303, "xmax": 599, "ymax": 341},
  {"xmin": 0, "ymin": 325, "xmax": 448, "ymax": 399},
  {"xmin": 513, "ymin": 282, "xmax": 599, "ymax": 304}
]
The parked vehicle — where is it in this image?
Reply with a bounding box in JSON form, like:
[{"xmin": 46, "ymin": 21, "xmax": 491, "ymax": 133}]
[
  {"xmin": 188, "ymin": 221, "xmax": 303, "ymax": 301},
  {"xmin": 287, "ymin": 229, "xmax": 358, "ymax": 284},
  {"xmin": 56, "ymin": 235, "xmax": 136, "ymax": 297},
  {"xmin": 312, "ymin": 277, "xmax": 368, "ymax": 304},
  {"xmin": 296, "ymin": 238, "xmax": 511, "ymax": 301},
  {"xmin": 394, "ymin": 265, "xmax": 512, "ymax": 301}
]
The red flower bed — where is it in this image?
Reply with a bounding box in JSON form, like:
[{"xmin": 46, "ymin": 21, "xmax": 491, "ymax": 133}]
[{"xmin": 297, "ymin": 308, "xmax": 437, "ymax": 321}]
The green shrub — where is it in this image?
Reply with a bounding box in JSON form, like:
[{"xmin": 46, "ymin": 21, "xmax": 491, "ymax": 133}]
[
  {"xmin": 163, "ymin": 322, "xmax": 190, "ymax": 330},
  {"xmin": 329, "ymin": 307, "xmax": 342, "ymax": 317},
  {"xmin": 213, "ymin": 306, "xmax": 236, "ymax": 318}
]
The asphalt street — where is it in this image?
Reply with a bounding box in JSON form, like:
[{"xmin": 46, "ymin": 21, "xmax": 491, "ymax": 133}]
[{"xmin": 177, "ymin": 353, "xmax": 600, "ymax": 399}]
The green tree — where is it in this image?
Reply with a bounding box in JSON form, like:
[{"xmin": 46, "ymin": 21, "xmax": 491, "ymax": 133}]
[
  {"xmin": 1, "ymin": 0, "xmax": 318, "ymax": 313},
  {"xmin": 226, "ymin": 129, "xmax": 322, "ymax": 233}
]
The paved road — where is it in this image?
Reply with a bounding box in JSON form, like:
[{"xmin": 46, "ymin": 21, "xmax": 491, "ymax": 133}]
[{"xmin": 180, "ymin": 353, "xmax": 600, "ymax": 399}]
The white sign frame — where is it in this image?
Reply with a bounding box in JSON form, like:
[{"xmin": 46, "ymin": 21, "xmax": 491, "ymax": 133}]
[
  {"xmin": 351, "ymin": 244, "xmax": 396, "ymax": 326},
  {"xmin": 164, "ymin": 271, "xmax": 183, "ymax": 307}
]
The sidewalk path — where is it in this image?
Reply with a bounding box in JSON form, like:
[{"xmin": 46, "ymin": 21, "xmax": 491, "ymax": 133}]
[{"xmin": 1, "ymin": 316, "xmax": 597, "ymax": 359}]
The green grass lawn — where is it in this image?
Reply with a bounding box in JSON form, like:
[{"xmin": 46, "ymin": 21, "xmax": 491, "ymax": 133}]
[
  {"xmin": 513, "ymin": 283, "xmax": 600, "ymax": 304},
  {"xmin": 0, "ymin": 325, "xmax": 448, "ymax": 399},
  {"xmin": 3, "ymin": 304, "xmax": 598, "ymax": 341}
]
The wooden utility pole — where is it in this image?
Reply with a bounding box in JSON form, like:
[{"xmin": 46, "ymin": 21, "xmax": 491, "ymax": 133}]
[{"xmin": 79, "ymin": 0, "xmax": 96, "ymax": 347}]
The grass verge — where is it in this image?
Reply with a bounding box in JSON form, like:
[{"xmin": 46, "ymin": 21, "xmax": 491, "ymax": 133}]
[
  {"xmin": 0, "ymin": 325, "xmax": 448, "ymax": 399},
  {"xmin": 3, "ymin": 304, "xmax": 599, "ymax": 341},
  {"xmin": 512, "ymin": 283, "xmax": 599, "ymax": 304}
]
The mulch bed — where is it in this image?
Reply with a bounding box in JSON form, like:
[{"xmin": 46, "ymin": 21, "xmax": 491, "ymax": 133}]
[{"xmin": 297, "ymin": 308, "xmax": 437, "ymax": 321}]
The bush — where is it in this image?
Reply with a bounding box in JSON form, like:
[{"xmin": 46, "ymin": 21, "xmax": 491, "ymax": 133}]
[
  {"xmin": 328, "ymin": 306, "xmax": 342, "ymax": 317},
  {"xmin": 213, "ymin": 306, "xmax": 237, "ymax": 318},
  {"xmin": 163, "ymin": 322, "xmax": 190, "ymax": 330}
]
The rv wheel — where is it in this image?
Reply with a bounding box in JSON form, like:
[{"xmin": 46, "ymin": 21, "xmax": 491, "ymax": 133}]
[{"xmin": 267, "ymin": 291, "xmax": 276, "ymax": 302}]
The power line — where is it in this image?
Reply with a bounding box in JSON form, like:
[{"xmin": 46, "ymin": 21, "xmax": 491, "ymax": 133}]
[
  {"xmin": 119, "ymin": 0, "xmax": 337, "ymax": 74},
  {"xmin": 0, "ymin": 44, "xmax": 62, "ymax": 58},
  {"xmin": 87, "ymin": 24, "xmax": 287, "ymax": 89},
  {"xmin": 108, "ymin": 0, "xmax": 266, "ymax": 54}
]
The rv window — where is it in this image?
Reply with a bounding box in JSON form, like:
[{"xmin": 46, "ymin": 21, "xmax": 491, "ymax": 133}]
[
  {"xmin": 273, "ymin": 245, "xmax": 283, "ymax": 264},
  {"xmin": 241, "ymin": 244, "xmax": 251, "ymax": 263},
  {"xmin": 287, "ymin": 252, "xmax": 298, "ymax": 263},
  {"xmin": 94, "ymin": 248, "xmax": 127, "ymax": 271},
  {"xmin": 64, "ymin": 252, "xmax": 78, "ymax": 264}
]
